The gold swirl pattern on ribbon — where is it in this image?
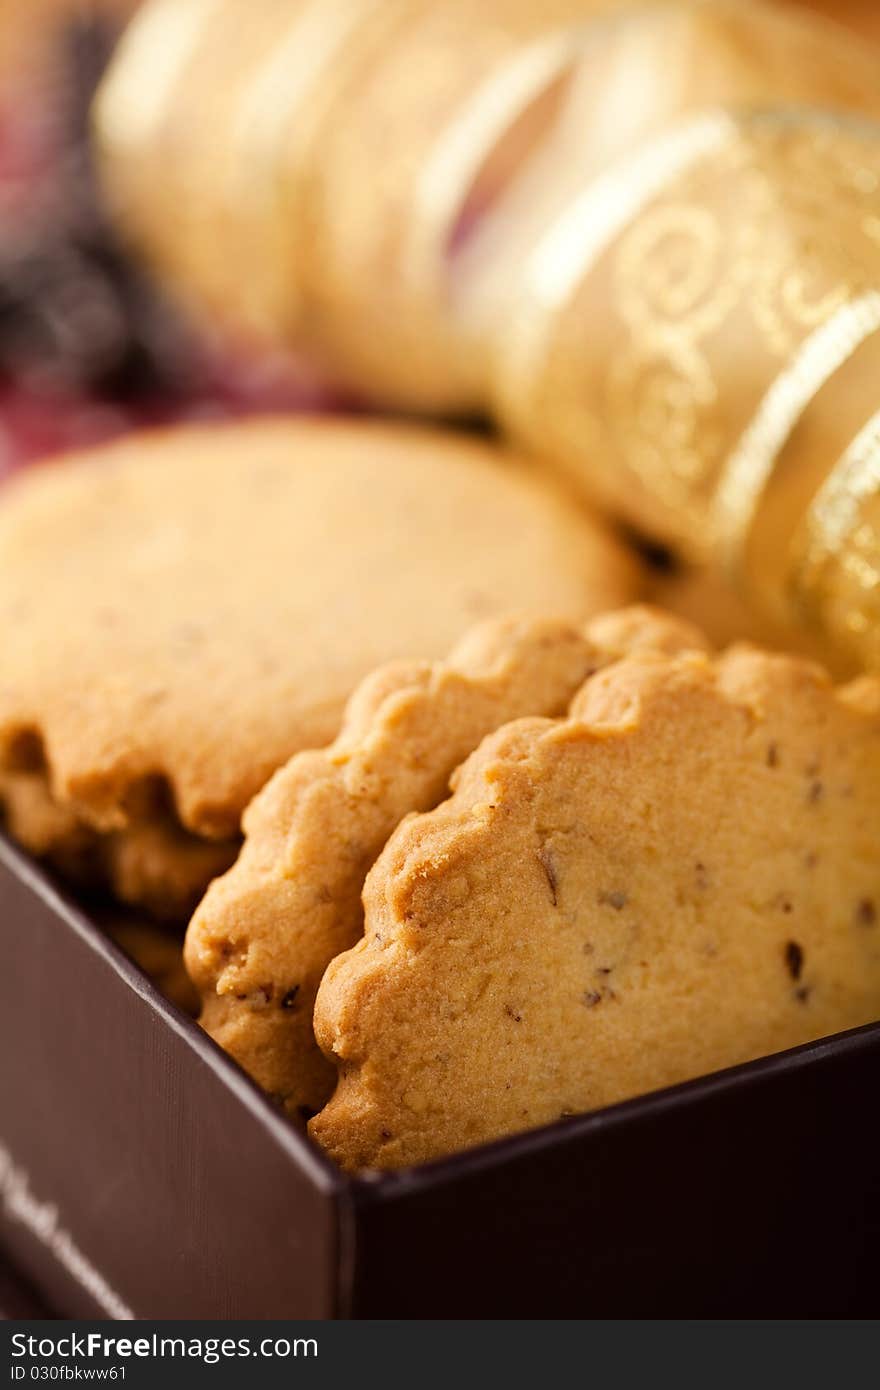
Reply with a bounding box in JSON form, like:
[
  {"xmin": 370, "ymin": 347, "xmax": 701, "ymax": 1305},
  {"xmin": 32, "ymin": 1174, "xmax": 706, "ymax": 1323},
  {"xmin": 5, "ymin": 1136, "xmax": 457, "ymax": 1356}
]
[
  {"xmin": 496, "ymin": 110, "xmax": 741, "ymax": 537},
  {"xmin": 713, "ymin": 290, "xmax": 880, "ymax": 570},
  {"xmin": 808, "ymin": 507, "xmax": 880, "ymax": 665},
  {"xmin": 788, "ymin": 408, "xmax": 880, "ymax": 664},
  {"xmin": 495, "ymin": 110, "xmax": 880, "ymax": 558},
  {"xmin": 519, "ymin": 111, "xmax": 738, "ymax": 313}
]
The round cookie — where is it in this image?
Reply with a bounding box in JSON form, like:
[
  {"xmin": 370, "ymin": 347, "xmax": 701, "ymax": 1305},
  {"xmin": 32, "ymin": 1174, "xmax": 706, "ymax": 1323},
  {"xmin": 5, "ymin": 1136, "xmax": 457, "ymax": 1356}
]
[
  {"xmin": 0, "ymin": 768, "xmax": 97, "ymax": 883},
  {"xmin": 185, "ymin": 605, "xmax": 704, "ymax": 1118},
  {"xmin": 0, "ymin": 767, "xmax": 237, "ymax": 921},
  {"xmin": 0, "ymin": 416, "xmax": 638, "ymax": 847},
  {"xmin": 311, "ymin": 645, "xmax": 880, "ymax": 1169}
]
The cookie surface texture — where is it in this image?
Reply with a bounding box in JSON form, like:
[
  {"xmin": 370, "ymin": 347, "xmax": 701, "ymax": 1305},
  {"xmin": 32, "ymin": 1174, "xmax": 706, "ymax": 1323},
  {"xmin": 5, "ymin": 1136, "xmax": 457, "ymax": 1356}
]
[
  {"xmin": 311, "ymin": 647, "xmax": 880, "ymax": 1168},
  {"xmin": 185, "ymin": 607, "xmax": 703, "ymax": 1116},
  {"xmin": 0, "ymin": 767, "xmax": 237, "ymax": 921},
  {"xmin": 0, "ymin": 416, "xmax": 636, "ymax": 842}
]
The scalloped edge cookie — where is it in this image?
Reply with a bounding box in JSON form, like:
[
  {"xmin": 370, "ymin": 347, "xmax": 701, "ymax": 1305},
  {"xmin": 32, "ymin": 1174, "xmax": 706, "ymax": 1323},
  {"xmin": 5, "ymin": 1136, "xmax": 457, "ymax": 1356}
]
[
  {"xmin": 0, "ymin": 767, "xmax": 237, "ymax": 922},
  {"xmin": 311, "ymin": 646, "xmax": 880, "ymax": 1168},
  {"xmin": 185, "ymin": 606, "xmax": 705, "ymax": 1117}
]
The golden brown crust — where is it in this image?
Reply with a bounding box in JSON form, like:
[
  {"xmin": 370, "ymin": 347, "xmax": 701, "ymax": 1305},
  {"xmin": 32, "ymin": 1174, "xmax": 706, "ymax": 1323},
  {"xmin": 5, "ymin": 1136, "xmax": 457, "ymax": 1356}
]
[
  {"xmin": 185, "ymin": 606, "xmax": 703, "ymax": 1116},
  {"xmin": 0, "ymin": 767, "xmax": 99, "ymax": 882},
  {"xmin": 0, "ymin": 416, "xmax": 637, "ymax": 840},
  {"xmin": 107, "ymin": 819, "xmax": 238, "ymax": 923},
  {"xmin": 311, "ymin": 646, "xmax": 880, "ymax": 1169},
  {"xmin": 0, "ymin": 767, "xmax": 237, "ymax": 922}
]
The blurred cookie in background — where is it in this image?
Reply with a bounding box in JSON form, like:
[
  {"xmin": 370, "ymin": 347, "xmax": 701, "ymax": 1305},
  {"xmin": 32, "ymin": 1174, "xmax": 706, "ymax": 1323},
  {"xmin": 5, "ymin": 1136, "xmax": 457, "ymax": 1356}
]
[
  {"xmin": 797, "ymin": 0, "xmax": 880, "ymax": 44},
  {"xmin": 0, "ymin": 414, "xmax": 639, "ymax": 917},
  {"xmin": 647, "ymin": 562, "xmax": 854, "ymax": 677},
  {"xmin": 0, "ymin": 1, "xmax": 332, "ymax": 478}
]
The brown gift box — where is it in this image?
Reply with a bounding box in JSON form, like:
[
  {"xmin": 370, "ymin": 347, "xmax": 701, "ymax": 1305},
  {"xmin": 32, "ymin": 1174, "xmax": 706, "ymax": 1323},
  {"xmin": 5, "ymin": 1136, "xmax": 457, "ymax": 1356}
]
[{"xmin": 2, "ymin": 834, "xmax": 879, "ymax": 1319}]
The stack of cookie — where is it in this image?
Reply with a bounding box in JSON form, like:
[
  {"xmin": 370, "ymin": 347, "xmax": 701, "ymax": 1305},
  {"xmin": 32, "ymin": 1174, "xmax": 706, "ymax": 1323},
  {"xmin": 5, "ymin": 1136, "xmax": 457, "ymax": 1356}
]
[
  {"xmin": 92, "ymin": 0, "xmax": 880, "ymax": 677},
  {"xmin": 185, "ymin": 602, "xmax": 700, "ymax": 1117},
  {"xmin": 310, "ymin": 635, "xmax": 880, "ymax": 1167},
  {"xmin": 4, "ymin": 0, "xmax": 880, "ymax": 1173},
  {"xmin": 0, "ymin": 414, "xmax": 636, "ymax": 998},
  {"xmin": 2, "ymin": 418, "xmax": 878, "ymax": 1170},
  {"xmin": 186, "ymin": 597, "xmax": 880, "ymax": 1169}
]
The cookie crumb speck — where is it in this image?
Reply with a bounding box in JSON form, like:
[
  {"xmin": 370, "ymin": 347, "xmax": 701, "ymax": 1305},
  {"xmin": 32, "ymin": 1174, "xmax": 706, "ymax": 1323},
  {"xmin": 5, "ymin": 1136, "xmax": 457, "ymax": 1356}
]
[
  {"xmin": 856, "ymin": 898, "xmax": 876, "ymax": 927},
  {"xmin": 583, "ymin": 990, "xmax": 602, "ymax": 1008},
  {"xmin": 784, "ymin": 941, "xmax": 804, "ymax": 981},
  {"xmin": 807, "ymin": 780, "xmax": 824, "ymax": 804},
  {"xmin": 766, "ymin": 743, "xmax": 779, "ymax": 768},
  {"xmin": 599, "ymin": 889, "xmax": 627, "ymax": 910},
  {"xmin": 537, "ymin": 845, "xmax": 559, "ymax": 906},
  {"xmin": 281, "ymin": 986, "xmax": 300, "ymax": 1010}
]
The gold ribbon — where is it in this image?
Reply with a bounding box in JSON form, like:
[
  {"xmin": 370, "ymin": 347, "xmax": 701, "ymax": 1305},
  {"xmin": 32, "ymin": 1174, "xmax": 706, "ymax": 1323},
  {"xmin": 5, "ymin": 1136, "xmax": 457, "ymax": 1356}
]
[
  {"xmin": 94, "ymin": 0, "xmax": 221, "ymax": 152},
  {"xmin": 789, "ymin": 407, "xmax": 880, "ymax": 650},
  {"xmin": 713, "ymin": 289, "xmax": 880, "ymax": 571},
  {"xmin": 221, "ymin": 0, "xmax": 397, "ymax": 340}
]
